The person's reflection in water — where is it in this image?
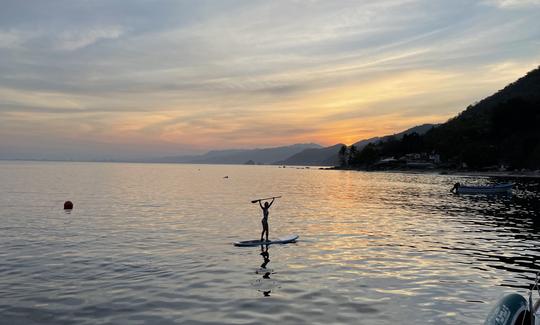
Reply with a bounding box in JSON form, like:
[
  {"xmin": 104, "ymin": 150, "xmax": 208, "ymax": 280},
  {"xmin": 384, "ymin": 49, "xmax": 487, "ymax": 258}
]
[
  {"xmin": 259, "ymin": 244, "xmax": 272, "ymax": 296},
  {"xmin": 260, "ymin": 244, "xmax": 270, "ymax": 269}
]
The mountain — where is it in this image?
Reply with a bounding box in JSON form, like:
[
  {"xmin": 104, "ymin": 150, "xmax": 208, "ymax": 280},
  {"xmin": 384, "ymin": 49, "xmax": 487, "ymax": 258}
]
[
  {"xmin": 153, "ymin": 143, "xmax": 322, "ymax": 164},
  {"xmin": 353, "ymin": 123, "xmax": 438, "ymax": 149},
  {"xmin": 277, "ymin": 144, "xmax": 345, "ymax": 166},
  {"xmin": 281, "ymin": 124, "xmax": 438, "ymax": 166},
  {"xmin": 423, "ymin": 66, "xmax": 540, "ymax": 169},
  {"xmin": 352, "ymin": 66, "xmax": 540, "ymax": 169},
  {"xmin": 459, "ymin": 67, "xmax": 540, "ymax": 116}
]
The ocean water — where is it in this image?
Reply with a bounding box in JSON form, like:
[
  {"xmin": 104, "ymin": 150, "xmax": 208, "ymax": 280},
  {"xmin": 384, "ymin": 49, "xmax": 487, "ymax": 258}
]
[{"xmin": 1, "ymin": 161, "xmax": 540, "ymax": 324}]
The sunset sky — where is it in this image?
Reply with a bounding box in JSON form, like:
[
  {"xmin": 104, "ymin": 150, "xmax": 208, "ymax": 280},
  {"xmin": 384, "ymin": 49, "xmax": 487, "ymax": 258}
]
[{"xmin": 1, "ymin": 0, "xmax": 539, "ymax": 160}]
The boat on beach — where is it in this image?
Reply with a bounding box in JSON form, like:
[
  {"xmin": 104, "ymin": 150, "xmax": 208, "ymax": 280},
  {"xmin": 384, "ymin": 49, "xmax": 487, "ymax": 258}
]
[{"xmin": 451, "ymin": 183, "xmax": 513, "ymax": 194}]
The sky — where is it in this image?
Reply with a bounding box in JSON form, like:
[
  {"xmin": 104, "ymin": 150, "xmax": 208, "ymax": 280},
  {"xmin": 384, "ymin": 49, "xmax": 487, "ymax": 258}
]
[{"xmin": 1, "ymin": 0, "xmax": 539, "ymax": 160}]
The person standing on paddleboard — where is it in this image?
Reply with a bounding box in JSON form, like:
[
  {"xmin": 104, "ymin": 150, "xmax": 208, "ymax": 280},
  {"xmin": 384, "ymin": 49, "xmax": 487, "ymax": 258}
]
[{"xmin": 259, "ymin": 198, "xmax": 275, "ymax": 242}]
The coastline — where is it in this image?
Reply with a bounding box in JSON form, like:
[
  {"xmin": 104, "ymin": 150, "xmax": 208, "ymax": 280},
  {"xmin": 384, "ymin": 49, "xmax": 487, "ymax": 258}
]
[
  {"xmin": 327, "ymin": 167, "xmax": 540, "ymax": 179},
  {"xmin": 445, "ymin": 170, "xmax": 540, "ymax": 179}
]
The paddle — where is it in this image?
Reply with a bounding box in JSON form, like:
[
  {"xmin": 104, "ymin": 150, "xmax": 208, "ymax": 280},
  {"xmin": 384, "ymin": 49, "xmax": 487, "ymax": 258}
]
[{"xmin": 251, "ymin": 196, "xmax": 281, "ymax": 203}]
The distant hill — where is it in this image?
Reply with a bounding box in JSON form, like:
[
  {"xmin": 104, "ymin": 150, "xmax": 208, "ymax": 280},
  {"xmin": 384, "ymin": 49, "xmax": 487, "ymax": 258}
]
[
  {"xmin": 281, "ymin": 124, "xmax": 437, "ymax": 166},
  {"xmin": 351, "ymin": 66, "xmax": 540, "ymax": 169},
  {"xmin": 353, "ymin": 123, "xmax": 437, "ymax": 149},
  {"xmin": 277, "ymin": 144, "xmax": 345, "ymax": 166},
  {"xmin": 153, "ymin": 143, "xmax": 322, "ymax": 164}
]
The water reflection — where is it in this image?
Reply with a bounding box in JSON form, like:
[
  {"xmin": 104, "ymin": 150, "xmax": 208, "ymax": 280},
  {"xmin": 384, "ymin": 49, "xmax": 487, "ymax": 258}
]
[
  {"xmin": 2, "ymin": 162, "xmax": 540, "ymax": 324},
  {"xmin": 259, "ymin": 245, "xmax": 271, "ymax": 273},
  {"xmin": 421, "ymin": 178, "xmax": 540, "ymax": 288},
  {"xmin": 252, "ymin": 245, "xmax": 279, "ymax": 296}
]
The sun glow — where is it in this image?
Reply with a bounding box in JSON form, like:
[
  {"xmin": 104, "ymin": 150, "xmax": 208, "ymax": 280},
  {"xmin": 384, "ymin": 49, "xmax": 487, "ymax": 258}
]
[{"xmin": 1, "ymin": 1, "xmax": 539, "ymax": 159}]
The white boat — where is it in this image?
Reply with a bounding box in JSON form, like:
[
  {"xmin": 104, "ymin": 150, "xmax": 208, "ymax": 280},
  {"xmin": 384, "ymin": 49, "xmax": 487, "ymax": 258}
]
[{"xmin": 451, "ymin": 183, "xmax": 513, "ymax": 194}]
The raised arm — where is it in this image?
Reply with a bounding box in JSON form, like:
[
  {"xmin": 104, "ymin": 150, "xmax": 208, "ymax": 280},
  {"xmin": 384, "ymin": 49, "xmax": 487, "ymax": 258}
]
[
  {"xmin": 259, "ymin": 200, "xmax": 264, "ymax": 209},
  {"xmin": 268, "ymin": 198, "xmax": 275, "ymax": 207}
]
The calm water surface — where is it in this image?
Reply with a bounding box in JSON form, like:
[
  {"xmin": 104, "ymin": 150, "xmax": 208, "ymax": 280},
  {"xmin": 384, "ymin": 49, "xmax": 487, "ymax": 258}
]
[{"xmin": 1, "ymin": 162, "xmax": 540, "ymax": 324}]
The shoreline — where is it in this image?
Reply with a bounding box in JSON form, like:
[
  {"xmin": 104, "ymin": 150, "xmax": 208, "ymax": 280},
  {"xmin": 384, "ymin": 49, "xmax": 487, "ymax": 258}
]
[
  {"xmin": 445, "ymin": 170, "xmax": 540, "ymax": 179},
  {"xmin": 327, "ymin": 167, "xmax": 540, "ymax": 179}
]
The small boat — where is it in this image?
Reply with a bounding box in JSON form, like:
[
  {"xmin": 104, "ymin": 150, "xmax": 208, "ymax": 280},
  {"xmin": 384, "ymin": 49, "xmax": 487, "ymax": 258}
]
[
  {"xmin": 485, "ymin": 274, "xmax": 540, "ymax": 324},
  {"xmin": 451, "ymin": 182, "xmax": 513, "ymax": 194}
]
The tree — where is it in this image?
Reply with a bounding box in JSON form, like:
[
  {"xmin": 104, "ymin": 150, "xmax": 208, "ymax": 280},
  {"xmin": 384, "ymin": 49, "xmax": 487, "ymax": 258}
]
[
  {"xmin": 355, "ymin": 143, "xmax": 380, "ymax": 166},
  {"xmin": 462, "ymin": 143, "xmax": 497, "ymax": 169},
  {"xmin": 348, "ymin": 145, "xmax": 357, "ymax": 166},
  {"xmin": 338, "ymin": 145, "xmax": 348, "ymax": 167}
]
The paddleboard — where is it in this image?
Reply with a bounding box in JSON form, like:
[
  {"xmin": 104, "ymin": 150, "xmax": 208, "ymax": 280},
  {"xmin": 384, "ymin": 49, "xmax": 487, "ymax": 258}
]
[{"xmin": 233, "ymin": 235, "xmax": 299, "ymax": 247}]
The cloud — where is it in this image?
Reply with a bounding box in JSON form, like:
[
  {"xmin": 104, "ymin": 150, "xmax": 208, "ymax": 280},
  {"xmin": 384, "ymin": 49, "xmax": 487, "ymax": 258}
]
[
  {"xmin": 0, "ymin": 29, "xmax": 28, "ymax": 49},
  {"xmin": 0, "ymin": 0, "xmax": 539, "ymax": 159},
  {"xmin": 483, "ymin": 0, "xmax": 540, "ymax": 8},
  {"xmin": 55, "ymin": 25, "xmax": 125, "ymax": 51}
]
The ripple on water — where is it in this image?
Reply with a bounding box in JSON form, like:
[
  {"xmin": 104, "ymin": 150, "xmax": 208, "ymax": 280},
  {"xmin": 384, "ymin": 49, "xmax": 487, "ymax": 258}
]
[{"xmin": 1, "ymin": 163, "xmax": 540, "ymax": 324}]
